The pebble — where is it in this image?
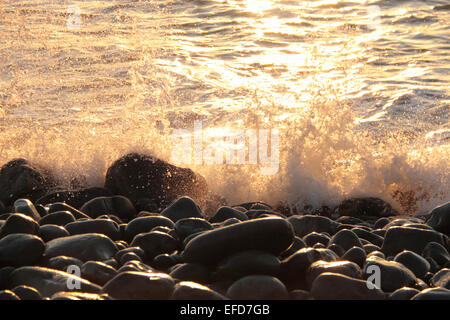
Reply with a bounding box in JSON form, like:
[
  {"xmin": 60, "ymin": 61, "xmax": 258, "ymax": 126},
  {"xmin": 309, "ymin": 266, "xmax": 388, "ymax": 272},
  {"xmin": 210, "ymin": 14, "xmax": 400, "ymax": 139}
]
[
  {"xmin": 426, "ymin": 201, "xmax": 450, "ymax": 236},
  {"xmin": 422, "ymin": 242, "xmax": 450, "ymax": 267},
  {"xmin": 130, "ymin": 231, "xmax": 179, "ymax": 261},
  {"xmin": 161, "ymin": 196, "xmax": 203, "ymax": 223},
  {"xmin": 65, "ymin": 219, "xmax": 121, "ymax": 241},
  {"xmin": 0, "ymin": 290, "xmax": 20, "ymax": 300},
  {"xmin": 0, "ymin": 213, "xmax": 40, "ymax": 238},
  {"xmin": 351, "ymin": 228, "xmax": 384, "ymax": 247},
  {"xmin": 124, "ymin": 216, "xmax": 174, "ymax": 242},
  {"xmin": 182, "ymin": 217, "xmax": 294, "ymax": 265},
  {"xmin": 171, "ymin": 281, "xmax": 226, "ymax": 300},
  {"xmin": 363, "ymin": 256, "xmax": 418, "ymax": 292},
  {"xmin": 287, "ymin": 215, "xmax": 339, "ymax": 238},
  {"xmin": 394, "ymin": 250, "xmax": 431, "ymax": 279},
  {"xmin": 47, "ymin": 256, "xmax": 83, "ymax": 271},
  {"xmin": 209, "ymin": 206, "xmax": 248, "ymax": 223},
  {"xmin": 280, "ymin": 236, "xmax": 306, "ymax": 259},
  {"xmin": 81, "ymin": 261, "xmax": 117, "ymax": 286},
  {"xmin": 411, "ymin": 287, "xmax": 450, "ymax": 300},
  {"xmin": 101, "ymin": 271, "xmax": 175, "ymax": 300},
  {"xmin": 311, "ymin": 272, "xmax": 385, "ymax": 300},
  {"xmin": 9, "ymin": 266, "xmax": 101, "ymax": 297},
  {"xmin": 328, "ymin": 229, "xmax": 363, "ymax": 252},
  {"xmin": 381, "ymin": 226, "xmax": 445, "ymax": 257},
  {"xmin": 226, "ymin": 275, "xmax": 289, "ymax": 300},
  {"xmin": 342, "ymin": 246, "xmax": 367, "ymax": 268},
  {"xmin": 45, "ymin": 233, "xmax": 118, "ymax": 262},
  {"xmin": 37, "ymin": 187, "xmax": 113, "ymax": 209},
  {"xmin": 38, "ymin": 211, "xmax": 76, "ymax": 227},
  {"xmin": 46, "ymin": 202, "xmax": 91, "ymax": 220},
  {"xmin": 430, "ymin": 268, "xmax": 450, "ymax": 289},
  {"xmin": 117, "ymin": 260, "xmax": 156, "ymax": 274},
  {"xmin": 388, "ymin": 287, "xmax": 420, "ymax": 300},
  {"xmin": 174, "ymin": 217, "xmax": 213, "ymax": 240},
  {"xmin": 302, "ymin": 232, "xmax": 330, "ymax": 247},
  {"xmin": 306, "ymin": 260, "xmax": 362, "ymax": 289},
  {"xmin": 38, "ymin": 224, "xmax": 69, "ymax": 242},
  {"xmin": 14, "ymin": 199, "xmax": 41, "ymax": 221},
  {"xmin": 12, "ymin": 285, "xmax": 43, "ymax": 300},
  {"xmin": 0, "ymin": 233, "xmax": 45, "ymax": 267},
  {"xmin": 169, "ymin": 263, "xmax": 211, "ymax": 284},
  {"xmin": 80, "ymin": 195, "xmax": 137, "ymax": 222},
  {"xmin": 115, "ymin": 247, "xmax": 146, "ymax": 263},
  {"xmin": 214, "ymin": 251, "xmax": 280, "ymax": 281}
]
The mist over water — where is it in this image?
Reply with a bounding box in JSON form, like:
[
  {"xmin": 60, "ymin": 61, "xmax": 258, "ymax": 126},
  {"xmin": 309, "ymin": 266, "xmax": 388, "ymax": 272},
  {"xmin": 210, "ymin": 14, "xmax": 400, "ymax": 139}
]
[{"xmin": 0, "ymin": 0, "xmax": 448, "ymax": 214}]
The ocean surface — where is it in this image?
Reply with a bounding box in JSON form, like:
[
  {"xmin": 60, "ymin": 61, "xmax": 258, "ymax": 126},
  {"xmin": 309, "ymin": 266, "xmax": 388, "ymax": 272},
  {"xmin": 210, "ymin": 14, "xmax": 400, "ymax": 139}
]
[{"xmin": 0, "ymin": 0, "xmax": 449, "ymax": 213}]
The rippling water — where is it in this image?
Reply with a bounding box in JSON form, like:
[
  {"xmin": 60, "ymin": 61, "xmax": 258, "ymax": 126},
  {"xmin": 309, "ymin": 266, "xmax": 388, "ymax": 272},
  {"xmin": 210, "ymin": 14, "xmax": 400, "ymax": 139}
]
[{"xmin": 0, "ymin": 0, "xmax": 449, "ymax": 213}]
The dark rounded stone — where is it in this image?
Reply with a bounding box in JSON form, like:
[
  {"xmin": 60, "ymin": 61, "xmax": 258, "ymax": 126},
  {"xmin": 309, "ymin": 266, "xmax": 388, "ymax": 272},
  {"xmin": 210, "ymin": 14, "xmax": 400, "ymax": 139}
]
[
  {"xmin": 97, "ymin": 214, "xmax": 123, "ymax": 225},
  {"xmin": 209, "ymin": 206, "xmax": 248, "ymax": 223},
  {"xmin": 171, "ymin": 281, "xmax": 226, "ymax": 300},
  {"xmin": 104, "ymin": 153, "xmax": 208, "ymax": 211},
  {"xmin": 152, "ymin": 254, "xmax": 178, "ymax": 271},
  {"xmin": 0, "ymin": 213, "xmax": 40, "ymax": 238},
  {"xmin": 342, "ymin": 246, "xmax": 367, "ymax": 268},
  {"xmin": 367, "ymin": 250, "xmax": 385, "ymax": 259},
  {"xmin": 287, "ymin": 215, "xmax": 339, "ymax": 238},
  {"xmin": 174, "ymin": 217, "xmax": 213, "ymax": 240},
  {"xmin": 381, "ymin": 226, "xmax": 446, "ymax": 257},
  {"xmin": 182, "ymin": 217, "xmax": 295, "ymax": 266},
  {"xmin": 422, "ymin": 242, "xmax": 450, "ymax": 267},
  {"xmin": 12, "ymin": 285, "xmax": 42, "ymax": 300},
  {"xmin": 131, "ymin": 231, "xmax": 179, "ymax": 261},
  {"xmin": 280, "ymin": 236, "xmax": 306, "ymax": 259},
  {"xmin": 47, "ymin": 256, "xmax": 83, "ymax": 272},
  {"xmin": 115, "ymin": 240, "xmax": 127, "ymax": 251},
  {"xmin": 411, "ymin": 287, "xmax": 450, "ymax": 300},
  {"xmin": 65, "ymin": 219, "xmax": 121, "ymax": 241},
  {"xmin": 124, "ymin": 216, "xmax": 175, "ymax": 242},
  {"xmin": 0, "ymin": 233, "xmax": 45, "ymax": 267},
  {"xmin": 311, "ymin": 272, "xmax": 384, "ymax": 300},
  {"xmin": 430, "ymin": 268, "xmax": 450, "ymax": 288},
  {"xmin": 38, "ymin": 224, "xmax": 69, "ymax": 242},
  {"xmin": 9, "ymin": 266, "xmax": 101, "ymax": 298},
  {"xmin": 227, "ymin": 275, "xmax": 289, "ymax": 300},
  {"xmin": 0, "ymin": 158, "xmax": 55, "ymax": 207},
  {"xmin": 45, "ymin": 233, "xmax": 118, "ymax": 262},
  {"xmin": 101, "ymin": 271, "xmax": 175, "ymax": 300},
  {"xmin": 427, "ymin": 201, "xmax": 450, "ymax": 236},
  {"xmin": 214, "ymin": 251, "xmax": 280, "ymax": 282},
  {"xmin": 46, "ymin": 202, "xmax": 90, "ymax": 220},
  {"xmin": 117, "ymin": 260, "xmax": 156, "ymax": 274},
  {"xmin": 374, "ymin": 217, "xmax": 391, "ymax": 229},
  {"xmin": 389, "ymin": 287, "xmax": 420, "ymax": 300},
  {"xmin": 170, "ymin": 263, "xmax": 211, "ymax": 284},
  {"xmin": 328, "ymin": 229, "xmax": 363, "ymax": 252},
  {"xmin": 327, "ymin": 243, "xmax": 345, "ymax": 257},
  {"xmin": 221, "ymin": 218, "xmax": 242, "ymax": 227},
  {"xmin": 38, "ymin": 211, "xmax": 75, "ymax": 227},
  {"xmin": 313, "ymin": 243, "xmax": 326, "ymax": 249},
  {"xmin": 394, "ymin": 250, "xmax": 430, "ymax": 279},
  {"xmin": 80, "ymin": 196, "xmax": 137, "ymax": 222},
  {"xmin": 364, "ymin": 244, "xmax": 381, "ymax": 254},
  {"xmin": 103, "ymin": 258, "xmax": 119, "ymax": 269},
  {"xmin": 351, "ymin": 228, "xmax": 383, "ymax": 247},
  {"xmin": 279, "ymin": 247, "xmax": 338, "ymax": 290},
  {"xmin": 363, "ymin": 256, "xmax": 417, "ymax": 292},
  {"xmin": 14, "ymin": 199, "xmax": 41, "ymax": 221},
  {"xmin": 372, "ymin": 229, "xmax": 386, "ymax": 237},
  {"xmin": 0, "ymin": 266, "xmax": 14, "ymax": 290},
  {"xmin": 81, "ymin": 261, "xmax": 117, "ymax": 286},
  {"xmin": 0, "ymin": 290, "xmax": 20, "ymax": 300},
  {"xmin": 334, "ymin": 197, "xmax": 397, "ymax": 218},
  {"xmin": 306, "ymin": 260, "xmax": 362, "ymax": 289},
  {"xmin": 290, "ymin": 289, "xmax": 310, "ymax": 300},
  {"xmin": 151, "ymin": 226, "xmax": 172, "ymax": 234},
  {"xmin": 302, "ymin": 232, "xmax": 330, "ymax": 247},
  {"xmin": 119, "ymin": 252, "xmax": 142, "ymax": 265},
  {"xmin": 37, "ymin": 187, "xmax": 114, "ymax": 209},
  {"xmin": 115, "ymin": 247, "xmax": 146, "ymax": 262},
  {"xmin": 336, "ymin": 216, "xmax": 364, "ymax": 225},
  {"xmin": 161, "ymin": 197, "xmax": 203, "ymax": 223}
]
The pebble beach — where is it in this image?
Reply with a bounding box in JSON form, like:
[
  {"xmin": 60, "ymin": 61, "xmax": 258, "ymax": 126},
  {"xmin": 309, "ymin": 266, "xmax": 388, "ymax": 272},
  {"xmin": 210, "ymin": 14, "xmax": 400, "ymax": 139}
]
[{"xmin": 0, "ymin": 153, "xmax": 449, "ymax": 300}]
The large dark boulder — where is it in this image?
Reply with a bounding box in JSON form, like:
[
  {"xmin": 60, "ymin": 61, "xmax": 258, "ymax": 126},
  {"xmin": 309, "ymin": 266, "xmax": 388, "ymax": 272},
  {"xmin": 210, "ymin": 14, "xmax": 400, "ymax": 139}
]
[
  {"xmin": 427, "ymin": 202, "xmax": 450, "ymax": 236},
  {"xmin": 0, "ymin": 159, "xmax": 56, "ymax": 207},
  {"xmin": 104, "ymin": 153, "xmax": 208, "ymax": 211},
  {"xmin": 334, "ymin": 197, "xmax": 397, "ymax": 218}
]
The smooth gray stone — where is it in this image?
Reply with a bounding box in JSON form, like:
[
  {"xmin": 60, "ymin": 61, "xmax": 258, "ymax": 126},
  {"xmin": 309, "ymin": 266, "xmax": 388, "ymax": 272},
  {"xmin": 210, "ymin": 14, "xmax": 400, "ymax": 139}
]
[
  {"xmin": 102, "ymin": 271, "xmax": 175, "ymax": 300},
  {"xmin": 227, "ymin": 275, "xmax": 289, "ymax": 300},
  {"xmin": 9, "ymin": 266, "xmax": 101, "ymax": 297},
  {"xmin": 0, "ymin": 233, "xmax": 45, "ymax": 267},
  {"xmin": 45, "ymin": 233, "xmax": 118, "ymax": 262},
  {"xmin": 182, "ymin": 217, "xmax": 294, "ymax": 265},
  {"xmin": 310, "ymin": 272, "xmax": 384, "ymax": 300}
]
